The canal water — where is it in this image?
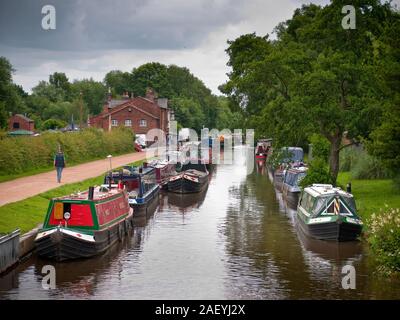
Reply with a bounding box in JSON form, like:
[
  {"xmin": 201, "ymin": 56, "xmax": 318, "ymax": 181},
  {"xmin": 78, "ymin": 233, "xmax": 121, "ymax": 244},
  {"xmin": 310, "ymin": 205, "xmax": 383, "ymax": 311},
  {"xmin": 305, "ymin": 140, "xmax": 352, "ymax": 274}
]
[{"xmin": 1, "ymin": 146, "xmax": 399, "ymax": 299}]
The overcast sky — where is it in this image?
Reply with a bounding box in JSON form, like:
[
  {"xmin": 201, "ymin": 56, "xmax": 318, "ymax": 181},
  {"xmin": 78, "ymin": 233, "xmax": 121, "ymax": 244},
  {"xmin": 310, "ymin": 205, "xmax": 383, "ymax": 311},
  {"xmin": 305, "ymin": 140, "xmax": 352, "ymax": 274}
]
[{"xmin": 0, "ymin": 0, "xmax": 398, "ymax": 95}]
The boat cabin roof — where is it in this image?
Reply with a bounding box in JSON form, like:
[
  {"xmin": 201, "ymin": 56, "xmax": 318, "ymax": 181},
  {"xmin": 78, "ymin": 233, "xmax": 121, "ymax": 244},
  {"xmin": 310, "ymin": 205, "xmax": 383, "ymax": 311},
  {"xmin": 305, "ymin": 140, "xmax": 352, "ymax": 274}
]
[
  {"xmin": 57, "ymin": 186, "xmax": 122, "ymax": 202},
  {"xmin": 119, "ymin": 165, "xmax": 155, "ymax": 176},
  {"xmin": 304, "ymin": 184, "xmax": 353, "ymax": 199},
  {"xmin": 286, "ymin": 166, "xmax": 308, "ymax": 174}
]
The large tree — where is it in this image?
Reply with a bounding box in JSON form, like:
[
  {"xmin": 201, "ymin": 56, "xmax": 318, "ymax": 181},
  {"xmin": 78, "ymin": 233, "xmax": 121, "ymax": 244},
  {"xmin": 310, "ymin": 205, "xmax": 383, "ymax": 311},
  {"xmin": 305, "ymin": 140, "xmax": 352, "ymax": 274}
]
[{"xmin": 221, "ymin": 0, "xmax": 399, "ymax": 182}]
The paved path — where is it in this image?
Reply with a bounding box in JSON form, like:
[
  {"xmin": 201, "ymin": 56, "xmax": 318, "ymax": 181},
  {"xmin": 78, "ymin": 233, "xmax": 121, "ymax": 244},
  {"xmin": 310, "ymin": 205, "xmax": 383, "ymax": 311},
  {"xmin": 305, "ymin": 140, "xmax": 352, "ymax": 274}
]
[{"xmin": 0, "ymin": 152, "xmax": 147, "ymax": 207}]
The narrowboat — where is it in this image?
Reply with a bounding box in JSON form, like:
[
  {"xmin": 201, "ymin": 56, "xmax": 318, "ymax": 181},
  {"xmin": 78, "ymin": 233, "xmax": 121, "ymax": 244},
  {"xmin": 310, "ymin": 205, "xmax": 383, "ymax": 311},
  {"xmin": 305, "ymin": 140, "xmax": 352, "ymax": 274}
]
[
  {"xmin": 272, "ymin": 147, "xmax": 304, "ymax": 191},
  {"xmin": 281, "ymin": 147, "xmax": 304, "ymax": 167},
  {"xmin": 255, "ymin": 139, "xmax": 272, "ymax": 160},
  {"xmin": 35, "ymin": 186, "xmax": 133, "ymax": 261},
  {"xmin": 168, "ymin": 162, "xmax": 209, "ymax": 193},
  {"xmin": 297, "ymin": 184, "xmax": 363, "ymax": 241},
  {"xmin": 282, "ymin": 166, "xmax": 308, "ymax": 208},
  {"xmin": 273, "ymin": 167, "xmax": 285, "ymax": 191},
  {"xmin": 147, "ymin": 158, "xmax": 177, "ymax": 189},
  {"xmin": 104, "ymin": 165, "xmax": 160, "ymax": 218}
]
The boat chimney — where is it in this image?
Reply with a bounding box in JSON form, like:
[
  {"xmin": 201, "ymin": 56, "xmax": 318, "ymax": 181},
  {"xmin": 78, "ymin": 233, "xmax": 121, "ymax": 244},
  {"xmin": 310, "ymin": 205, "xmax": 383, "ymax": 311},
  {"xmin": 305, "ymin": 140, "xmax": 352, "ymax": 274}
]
[
  {"xmin": 143, "ymin": 162, "xmax": 148, "ymax": 168},
  {"xmin": 108, "ymin": 171, "xmax": 112, "ymax": 189},
  {"xmin": 88, "ymin": 186, "xmax": 94, "ymax": 200},
  {"xmin": 346, "ymin": 182, "xmax": 352, "ymax": 193},
  {"xmin": 139, "ymin": 167, "xmax": 143, "ymax": 173}
]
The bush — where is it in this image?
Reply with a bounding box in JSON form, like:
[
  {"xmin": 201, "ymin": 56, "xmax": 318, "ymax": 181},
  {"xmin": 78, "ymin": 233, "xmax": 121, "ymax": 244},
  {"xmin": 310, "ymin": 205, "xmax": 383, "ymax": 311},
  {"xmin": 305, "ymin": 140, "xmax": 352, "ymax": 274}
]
[
  {"xmin": 339, "ymin": 146, "xmax": 360, "ymax": 172},
  {"xmin": 309, "ymin": 134, "xmax": 330, "ymax": 162},
  {"xmin": 299, "ymin": 158, "xmax": 335, "ymax": 188},
  {"xmin": 339, "ymin": 146, "xmax": 392, "ymax": 179},
  {"xmin": 0, "ymin": 127, "xmax": 134, "ymax": 175},
  {"xmin": 368, "ymin": 207, "xmax": 400, "ymax": 275},
  {"xmin": 41, "ymin": 118, "xmax": 67, "ymax": 130}
]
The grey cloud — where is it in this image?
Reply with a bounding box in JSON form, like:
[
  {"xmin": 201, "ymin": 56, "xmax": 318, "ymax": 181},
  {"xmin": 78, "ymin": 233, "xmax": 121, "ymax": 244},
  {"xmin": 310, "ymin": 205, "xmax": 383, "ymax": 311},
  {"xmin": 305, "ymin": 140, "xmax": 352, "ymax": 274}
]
[{"xmin": 0, "ymin": 0, "xmax": 244, "ymax": 51}]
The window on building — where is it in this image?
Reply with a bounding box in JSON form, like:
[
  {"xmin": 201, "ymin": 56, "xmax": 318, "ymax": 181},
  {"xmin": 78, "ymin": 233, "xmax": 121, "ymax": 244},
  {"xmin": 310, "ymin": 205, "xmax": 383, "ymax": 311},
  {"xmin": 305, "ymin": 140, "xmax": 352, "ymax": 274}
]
[
  {"xmin": 111, "ymin": 119, "xmax": 118, "ymax": 126},
  {"xmin": 125, "ymin": 119, "xmax": 132, "ymax": 127},
  {"xmin": 13, "ymin": 122, "xmax": 20, "ymax": 129},
  {"xmin": 139, "ymin": 119, "xmax": 147, "ymax": 127}
]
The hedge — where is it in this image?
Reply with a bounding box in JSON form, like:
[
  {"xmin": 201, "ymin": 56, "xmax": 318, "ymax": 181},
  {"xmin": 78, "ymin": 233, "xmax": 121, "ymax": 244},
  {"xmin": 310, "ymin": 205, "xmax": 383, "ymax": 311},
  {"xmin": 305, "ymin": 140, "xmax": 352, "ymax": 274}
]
[{"xmin": 0, "ymin": 127, "xmax": 134, "ymax": 175}]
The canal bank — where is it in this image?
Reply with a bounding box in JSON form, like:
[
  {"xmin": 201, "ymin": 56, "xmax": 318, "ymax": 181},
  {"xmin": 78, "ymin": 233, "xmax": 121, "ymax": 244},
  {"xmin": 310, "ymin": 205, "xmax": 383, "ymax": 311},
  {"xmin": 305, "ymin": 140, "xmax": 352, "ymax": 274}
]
[{"xmin": 1, "ymin": 146, "xmax": 399, "ymax": 299}]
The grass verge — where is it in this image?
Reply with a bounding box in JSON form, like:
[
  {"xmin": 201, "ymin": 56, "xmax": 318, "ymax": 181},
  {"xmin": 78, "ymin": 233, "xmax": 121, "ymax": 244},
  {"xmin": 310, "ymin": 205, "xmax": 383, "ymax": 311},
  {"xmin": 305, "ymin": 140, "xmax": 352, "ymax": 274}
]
[{"xmin": 337, "ymin": 172, "xmax": 400, "ymax": 221}]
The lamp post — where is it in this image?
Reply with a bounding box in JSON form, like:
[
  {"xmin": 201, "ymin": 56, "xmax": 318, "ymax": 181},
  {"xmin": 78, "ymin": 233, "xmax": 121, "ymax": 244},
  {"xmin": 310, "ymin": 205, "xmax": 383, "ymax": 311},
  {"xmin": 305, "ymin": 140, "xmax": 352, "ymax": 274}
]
[{"xmin": 107, "ymin": 155, "xmax": 112, "ymax": 171}]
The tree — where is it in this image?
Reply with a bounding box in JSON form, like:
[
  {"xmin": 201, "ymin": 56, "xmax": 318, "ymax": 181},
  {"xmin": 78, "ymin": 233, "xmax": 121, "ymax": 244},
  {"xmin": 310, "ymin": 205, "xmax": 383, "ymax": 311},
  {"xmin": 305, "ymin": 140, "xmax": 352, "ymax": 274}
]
[
  {"xmin": 131, "ymin": 62, "xmax": 172, "ymax": 97},
  {"xmin": 49, "ymin": 72, "xmax": 70, "ymax": 95},
  {"xmin": 0, "ymin": 56, "xmax": 26, "ymax": 114},
  {"xmin": 104, "ymin": 70, "xmax": 131, "ymax": 96},
  {"xmin": 70, "ymin": 79, "xmax": 106, "ymax": 115},
  {"xmin": 221, "ymin": 1, "xmax": 398, "ymax": 182},
  {"xmin": 0, "ymin": 102, "xmax": 8, "ymax": 129},
  {"xmin": 169, "ymin": 97, "xmax": 205, "ymax": 132}
]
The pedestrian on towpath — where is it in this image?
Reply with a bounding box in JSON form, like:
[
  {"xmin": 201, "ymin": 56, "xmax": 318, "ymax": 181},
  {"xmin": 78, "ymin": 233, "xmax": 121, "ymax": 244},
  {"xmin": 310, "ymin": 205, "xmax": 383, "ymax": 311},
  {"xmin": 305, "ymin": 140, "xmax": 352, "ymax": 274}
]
[{"xmin": 54, "ymin": 148, "xmax": 66, "ymax": 183}]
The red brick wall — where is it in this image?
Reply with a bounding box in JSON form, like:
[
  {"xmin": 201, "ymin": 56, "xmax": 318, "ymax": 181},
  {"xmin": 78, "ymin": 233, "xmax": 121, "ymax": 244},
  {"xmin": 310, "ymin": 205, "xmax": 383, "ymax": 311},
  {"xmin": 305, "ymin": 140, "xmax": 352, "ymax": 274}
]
[
  {"xmin": 109, "ymin": 108, "xmax": 159, "ymax": 134},
  {"xmin": 89, "ymin": 99, "xmax": 170, "ymax": 135},
  {"xmin": 8, "ymin": 115, "xmax": 35, "ymax": 131}
]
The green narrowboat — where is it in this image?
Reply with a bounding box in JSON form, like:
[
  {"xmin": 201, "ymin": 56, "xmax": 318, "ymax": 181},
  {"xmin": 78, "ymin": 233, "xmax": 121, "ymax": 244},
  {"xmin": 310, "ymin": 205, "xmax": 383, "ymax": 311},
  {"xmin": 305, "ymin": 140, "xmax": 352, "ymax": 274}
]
[
  {"xmin": 297, "ymin": 184, "xmax": 363, "ymax": 241},
  {"xmin": 35, "ymin": 186, "xmax": 133, "ymax": 261}
]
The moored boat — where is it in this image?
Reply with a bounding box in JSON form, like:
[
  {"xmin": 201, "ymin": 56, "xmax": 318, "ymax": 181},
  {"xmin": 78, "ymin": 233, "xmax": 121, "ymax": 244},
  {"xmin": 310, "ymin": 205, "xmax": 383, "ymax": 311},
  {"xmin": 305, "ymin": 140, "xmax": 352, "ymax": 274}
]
[
  {"xmin": 282, "ymin": 166, "xmax": 308, "ymax": 208},
  {"xmin": 147, "ymin": 158, "xmax": 177, "ymax": 189},
  {"xmin": 168, "ymin": 162, "xmax": 209, "ymax": 193},
  {"xmin": 105, "ymin": 165, "xmax": 160, "ymax": 218},
  {"xmin": 296, "ymin": 184, "xmax": 363, "ymax": 241},
  {"xmin": 35, "ymin": 186, "xmax": 133, "ymax": 261},
  {"xmin": 255, "ymin": 139, "xmax": 272, "ymax": 160}
]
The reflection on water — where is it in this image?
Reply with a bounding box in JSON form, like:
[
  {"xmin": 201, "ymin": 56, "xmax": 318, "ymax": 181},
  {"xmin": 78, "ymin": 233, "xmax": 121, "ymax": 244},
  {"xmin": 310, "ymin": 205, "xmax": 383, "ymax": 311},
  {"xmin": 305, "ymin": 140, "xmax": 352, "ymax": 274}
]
[{"xmin": 1, "ymin": 146, "xmax": 399, "ymax": 299}]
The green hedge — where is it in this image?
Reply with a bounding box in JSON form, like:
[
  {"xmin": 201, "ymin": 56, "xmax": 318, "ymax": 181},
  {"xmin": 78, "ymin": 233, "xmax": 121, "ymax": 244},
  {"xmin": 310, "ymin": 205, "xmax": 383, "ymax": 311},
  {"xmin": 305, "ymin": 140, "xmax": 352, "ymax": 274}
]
[{"xmin": 0, "ymin": 127, "xmax": 134, "ymax": 175}]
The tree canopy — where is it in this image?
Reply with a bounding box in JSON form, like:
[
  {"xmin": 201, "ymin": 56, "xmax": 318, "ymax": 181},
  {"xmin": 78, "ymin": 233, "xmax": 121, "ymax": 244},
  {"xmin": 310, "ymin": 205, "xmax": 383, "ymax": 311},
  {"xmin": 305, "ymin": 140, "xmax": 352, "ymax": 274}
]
[{"xmin": 220, "ymin": 0, "xmax": 400, "ymax": 182}]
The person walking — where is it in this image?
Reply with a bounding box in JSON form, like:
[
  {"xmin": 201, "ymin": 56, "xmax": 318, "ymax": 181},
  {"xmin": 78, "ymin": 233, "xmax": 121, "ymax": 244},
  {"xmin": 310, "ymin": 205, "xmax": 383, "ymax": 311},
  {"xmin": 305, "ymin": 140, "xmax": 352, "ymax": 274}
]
[{"xmin": 54, "ymin": 148, "xmax": 66, "ymax": 183}]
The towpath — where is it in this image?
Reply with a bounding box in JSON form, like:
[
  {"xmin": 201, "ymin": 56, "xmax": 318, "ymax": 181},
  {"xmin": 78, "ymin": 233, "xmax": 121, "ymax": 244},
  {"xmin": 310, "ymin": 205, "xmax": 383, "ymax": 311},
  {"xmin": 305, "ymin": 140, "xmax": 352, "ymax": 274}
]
[{"xmin": 0, "ymin": 151, "xmax": 148, "ymax": 207}]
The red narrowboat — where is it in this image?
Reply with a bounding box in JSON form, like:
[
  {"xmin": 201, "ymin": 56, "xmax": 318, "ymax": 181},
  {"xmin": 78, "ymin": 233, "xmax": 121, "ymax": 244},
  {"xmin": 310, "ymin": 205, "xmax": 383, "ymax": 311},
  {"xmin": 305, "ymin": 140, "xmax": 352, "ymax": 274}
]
[{"xmin": 35, "ymin": 186, "xmax": 133, "ymax": 261}]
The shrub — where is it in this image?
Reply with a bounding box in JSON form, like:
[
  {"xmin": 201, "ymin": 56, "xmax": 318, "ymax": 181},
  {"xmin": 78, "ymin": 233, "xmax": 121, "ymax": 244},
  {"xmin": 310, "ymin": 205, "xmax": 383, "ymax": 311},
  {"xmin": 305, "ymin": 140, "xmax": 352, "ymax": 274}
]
[
  {"xmin": 299, "ymin": 158, "xmax": 335, "ymax": 188},
  {"xmin": 41, "ymin": 118, "xmax": 68, "ymax": 130},
  {"xmin": 351, "ymin": 152, "xmax": 392, "ymax": 180},
  {"xmin": 339, "ymin": 146, "xmax": 360, "ymax": 172},
  {"xmin": 367, "ymin": 207, "xmax": 400, "ymax": 275},
  {"xmin": 0, "ymin": 127, "xmax": 134, "ymax": 175},
  {"xmin": 309, "ymin": 134, "xmax": 330, "ymax": 162},
  {"xmin": 339, "ymin": 146, "xmax": 392, "ymax": 179}
]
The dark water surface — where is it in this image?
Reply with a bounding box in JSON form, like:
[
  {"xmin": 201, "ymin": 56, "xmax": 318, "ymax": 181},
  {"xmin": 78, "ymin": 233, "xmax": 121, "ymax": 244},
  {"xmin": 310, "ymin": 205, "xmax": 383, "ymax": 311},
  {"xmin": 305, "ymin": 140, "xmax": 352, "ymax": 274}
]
[{"xmin": 1, "ymin": 147, "xmax": 399, "ymax": 299}]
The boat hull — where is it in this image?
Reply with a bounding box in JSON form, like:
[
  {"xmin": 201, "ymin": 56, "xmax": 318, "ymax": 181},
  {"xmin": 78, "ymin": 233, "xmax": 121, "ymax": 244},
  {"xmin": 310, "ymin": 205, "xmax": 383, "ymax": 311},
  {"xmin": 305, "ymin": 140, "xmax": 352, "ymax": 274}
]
[
  {"xmin": 168, "ymin": 175, "xmax": 209, "ymax": 193},
  {"xmin": 130, "ymin": 186, "xmax": 160, "ymax": 219},
  {"xmin": 35, "ymin": 212, "xmax": 133, "ymax": 261},
  {"xmin": 274, "ymin": 172, "xmax": 284, "ymax": 191},
  {"xmin": 282, "ymin": 189, "xmax": 300, "ymax": 208},
  {"xmin": 297, "ymin": 214, "xmax": 362, "ymax": 241}
]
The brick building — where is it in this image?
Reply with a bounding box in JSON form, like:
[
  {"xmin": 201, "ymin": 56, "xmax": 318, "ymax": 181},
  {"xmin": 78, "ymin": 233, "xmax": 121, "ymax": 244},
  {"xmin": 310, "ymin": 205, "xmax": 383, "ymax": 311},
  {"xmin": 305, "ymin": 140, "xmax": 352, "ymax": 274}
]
[
  {"xmin": 8, "ymin": 114, "xmax": 35, "ymax": 132},
  {"xmin": 89, "ymin": 89, "xmax": 170, "ymax": 136}
]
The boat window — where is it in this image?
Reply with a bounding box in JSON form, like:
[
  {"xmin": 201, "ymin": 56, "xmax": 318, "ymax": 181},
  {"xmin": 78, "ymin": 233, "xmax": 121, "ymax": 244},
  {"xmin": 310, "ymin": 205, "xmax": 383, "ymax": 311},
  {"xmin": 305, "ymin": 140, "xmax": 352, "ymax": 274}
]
[
  {"xmin": 339, "ymin": 200, "xmax": 353, "ymax": 216},
  {"xmin": 301, "ymin": 192, "xmax": 314, "ymax": 212},
  {"xmin": 342, "ymin": 197, "xmax": 357, "ymax": 212},
  {"xmin": 313, "ymin": 197, "xmax": 327, "ymax": 215}
]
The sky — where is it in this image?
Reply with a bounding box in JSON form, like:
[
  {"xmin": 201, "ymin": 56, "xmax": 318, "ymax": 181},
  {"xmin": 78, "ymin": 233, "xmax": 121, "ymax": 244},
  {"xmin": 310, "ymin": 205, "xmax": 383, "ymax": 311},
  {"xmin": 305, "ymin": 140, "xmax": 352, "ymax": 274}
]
[{"xmin": 0, "ymin": 0, "xmax": 398, "ymax": 95}]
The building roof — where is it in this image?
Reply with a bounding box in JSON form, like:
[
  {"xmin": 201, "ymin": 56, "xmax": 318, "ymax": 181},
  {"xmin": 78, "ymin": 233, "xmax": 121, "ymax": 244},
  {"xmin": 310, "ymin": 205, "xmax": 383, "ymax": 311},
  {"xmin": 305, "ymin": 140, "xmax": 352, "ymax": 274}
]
[
  {"xmin": 104, "ymin": 101, "xmax": 160, "ymax": 120},
  {"xmin": 8, "ymin": 130, "xmax": 34, "ymax": 136},
  {"xmin": 14, "ymin": 114, "xmax": 34, "ymax": 122}
]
